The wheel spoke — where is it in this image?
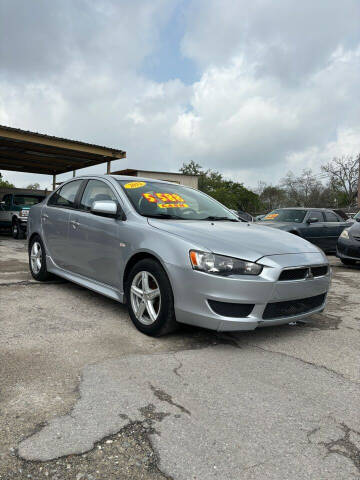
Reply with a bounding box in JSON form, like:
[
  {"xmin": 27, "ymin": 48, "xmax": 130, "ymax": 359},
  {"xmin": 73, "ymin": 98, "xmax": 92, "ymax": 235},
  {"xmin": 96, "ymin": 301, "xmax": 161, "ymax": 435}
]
[
  {"xmin": 145, "ymin": 299, "xmax": 158, "ymax": 323},
  {"xmin": 131, "ymin": 285, "xmax": 143, "ymax": 298},
  {"xmin": 135, "ymin": 300, "xmax": 146, "ymax": 319},
  {"xmin": 141, "ymin": 271, "xmax": 150, "ymax": 292},
  {"xmin": 147, "ymin": 288, "xmax": 160, "ymax": 300}
]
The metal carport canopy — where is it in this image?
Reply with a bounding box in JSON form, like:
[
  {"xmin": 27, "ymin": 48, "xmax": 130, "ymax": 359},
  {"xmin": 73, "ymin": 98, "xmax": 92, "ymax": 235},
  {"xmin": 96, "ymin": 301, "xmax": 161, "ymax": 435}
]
[{"xmin": 0, "ymin": 125, "xmax": 126, "ymax": 188}]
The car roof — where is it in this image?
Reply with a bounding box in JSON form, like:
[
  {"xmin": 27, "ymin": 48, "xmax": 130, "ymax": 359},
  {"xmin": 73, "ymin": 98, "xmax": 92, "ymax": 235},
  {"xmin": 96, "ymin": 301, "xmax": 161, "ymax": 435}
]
[
  {"xmin": 276, "ymin": 207, "xmax": 332, "ymax": 211},
  {"xmin": 65, "ymin": 173, "xmax": 180, "ymax": 187}
]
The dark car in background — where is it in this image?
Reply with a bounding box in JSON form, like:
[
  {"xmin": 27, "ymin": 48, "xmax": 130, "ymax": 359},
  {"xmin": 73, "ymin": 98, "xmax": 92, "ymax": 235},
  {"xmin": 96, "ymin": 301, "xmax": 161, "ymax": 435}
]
[
  {"xmin": 337, "ymin": 217, "xmax": 360, "ymax": 265},
  {"xmin": 257, "ymin": 207, "xmax": 352, "ymax": 252}
]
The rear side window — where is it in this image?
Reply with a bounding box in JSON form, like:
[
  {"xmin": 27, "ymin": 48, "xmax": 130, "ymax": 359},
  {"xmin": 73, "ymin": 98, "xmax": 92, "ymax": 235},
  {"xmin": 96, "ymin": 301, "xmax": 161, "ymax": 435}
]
[
  {"xmin": 79, "ymin": 180, "xmax": 117, "ymax": 211},
  {"xmin": 48, "ymin": 180, "xmax": 83, "ymax": 208},
  {"xmin": 308, "ymin": 211, "xmax": 324, "ymax": 222},
  {"xmin": 324, "ymin": 211, "xmax": 339, "ymax": 222}
]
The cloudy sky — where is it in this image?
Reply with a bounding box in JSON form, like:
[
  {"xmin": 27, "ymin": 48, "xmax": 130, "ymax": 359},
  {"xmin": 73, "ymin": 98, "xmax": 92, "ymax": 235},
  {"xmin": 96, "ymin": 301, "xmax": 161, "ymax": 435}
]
[{"xmin": 0, "ymin": 0, "xmax": 359, "ymax": 190}]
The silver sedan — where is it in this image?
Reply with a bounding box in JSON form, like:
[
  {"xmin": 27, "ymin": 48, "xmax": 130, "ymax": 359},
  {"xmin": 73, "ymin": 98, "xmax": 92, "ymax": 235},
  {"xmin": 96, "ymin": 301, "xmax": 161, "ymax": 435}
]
[{"xmin": 28, "ymin": 175, "xmax": 330, "ymax": 336}]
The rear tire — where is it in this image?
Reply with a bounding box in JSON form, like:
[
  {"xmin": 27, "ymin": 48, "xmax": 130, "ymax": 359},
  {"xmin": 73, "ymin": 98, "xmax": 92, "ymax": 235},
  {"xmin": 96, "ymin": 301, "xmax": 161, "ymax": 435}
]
[
  {"xmin": 125, "ymin": 258, "xmax": 178, "ymax": 336},
  {"xmin": 340, "ymin": 258, "xmax": 357, "ymax": 266},
  {"xmin": 29, "ymin": 235, "xmax": 52, "ymax": 281}
]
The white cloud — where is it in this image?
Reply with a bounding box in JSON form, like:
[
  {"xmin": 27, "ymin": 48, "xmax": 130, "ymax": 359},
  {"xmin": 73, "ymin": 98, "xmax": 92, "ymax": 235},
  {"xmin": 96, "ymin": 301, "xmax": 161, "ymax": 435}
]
[{"xmin": 0, "ymin": 0, "xmax": 359, "ymax": 191}]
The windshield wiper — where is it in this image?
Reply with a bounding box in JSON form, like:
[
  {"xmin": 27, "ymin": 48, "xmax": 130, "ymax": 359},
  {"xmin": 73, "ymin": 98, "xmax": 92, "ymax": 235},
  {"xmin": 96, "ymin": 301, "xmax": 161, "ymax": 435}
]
[{"xmin": 200, "ymin": 216, "xmax": 240, "ymax": 222}]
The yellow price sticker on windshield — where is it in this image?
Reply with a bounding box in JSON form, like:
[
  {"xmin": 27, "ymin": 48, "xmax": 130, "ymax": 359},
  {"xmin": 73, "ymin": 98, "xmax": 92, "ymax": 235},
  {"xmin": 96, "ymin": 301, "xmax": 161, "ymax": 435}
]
[
  {"xmin": 158, "ymin": 203, "xmax": 189, "ymax": 209},
  {"xmin": 124, "ymin": 181, "xmax": 146, "ymax": 189},
  {"xmin": 265, "ymin": 213, "xmax": 279, "ymax": 220}
]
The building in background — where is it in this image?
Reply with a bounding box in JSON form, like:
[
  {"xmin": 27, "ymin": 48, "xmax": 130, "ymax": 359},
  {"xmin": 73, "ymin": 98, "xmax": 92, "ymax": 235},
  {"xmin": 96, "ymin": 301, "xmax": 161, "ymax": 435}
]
[{"xmin": 112, "ymin": 169, "xmax": 198, "ymax": 189}]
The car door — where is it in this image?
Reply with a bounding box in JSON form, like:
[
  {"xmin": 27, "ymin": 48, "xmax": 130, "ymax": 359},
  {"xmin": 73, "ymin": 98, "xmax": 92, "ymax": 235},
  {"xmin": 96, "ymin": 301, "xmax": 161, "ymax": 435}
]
[
  {"xmin": 0, "ymin": 194, "xmax": 11, "ymax": 225},
  {"xmin": 301, "ymin": 210, "xmax": 328, "ymax": 249},
  {"xmin": 42, "ymin": 180, "xmax": 84, "ymax": 269},
  {"xmin": 323, "ymin": 210, "xmax": 348, "ymax": 251},
  {"xmin": 67, "ymin": 179, "xmax": 122, "ymax": 288}
]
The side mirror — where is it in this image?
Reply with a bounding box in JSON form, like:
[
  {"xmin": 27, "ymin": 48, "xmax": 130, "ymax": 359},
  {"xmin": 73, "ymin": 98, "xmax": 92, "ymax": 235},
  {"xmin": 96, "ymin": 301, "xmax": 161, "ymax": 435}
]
[
  {"xmin": 91, "ymin": 200, "xmax": 119, "ymax": 218},
  {"xmin": 356, "ymin": 217, "xmax": 360, "ymax": 223},
  {"xmin": 307, "ymin": 217, "xmax": 319, "ymax": 224}
]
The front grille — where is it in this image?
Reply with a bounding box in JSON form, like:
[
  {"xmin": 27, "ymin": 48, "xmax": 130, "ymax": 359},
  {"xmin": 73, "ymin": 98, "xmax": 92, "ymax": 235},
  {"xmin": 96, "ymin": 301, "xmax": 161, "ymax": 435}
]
[
  {"xmin": 311, "ymin": 266, "xmax": 329, "ymax": 277},
  {"xmin": 279, "ymin": 268, "xmax": 308, "ymax": 281},
  {"xmin": 263, "ymin": 293, "xmax": 326, "ymax": 320},
  {"xmin": 279, "ymin": 265, "xmax": 328, "ymax": 281},
  {"xmin": 208, "ymin": 300, "xmax": 254, "ymax": 318}
]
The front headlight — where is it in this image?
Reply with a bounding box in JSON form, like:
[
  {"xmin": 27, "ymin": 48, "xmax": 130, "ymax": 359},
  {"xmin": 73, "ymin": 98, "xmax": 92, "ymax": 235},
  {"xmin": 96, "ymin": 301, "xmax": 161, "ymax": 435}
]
[
  {"xmin": 340, "ymin": 229, "xmax": 349, "ymax": 239},
  {"xmin": 189, "ymin": 250, "xmax": 263, "ymax": 276},
  {"xmin": 19, "ymin": 210, "xmax": 29, "ymax": 218}
]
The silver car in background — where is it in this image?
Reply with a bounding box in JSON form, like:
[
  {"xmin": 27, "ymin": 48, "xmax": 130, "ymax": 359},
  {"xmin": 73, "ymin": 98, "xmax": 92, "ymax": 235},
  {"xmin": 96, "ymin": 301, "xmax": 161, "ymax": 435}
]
[{"xmin": 28, "ymin": 175, "xmax": 330, "ymax": 336}]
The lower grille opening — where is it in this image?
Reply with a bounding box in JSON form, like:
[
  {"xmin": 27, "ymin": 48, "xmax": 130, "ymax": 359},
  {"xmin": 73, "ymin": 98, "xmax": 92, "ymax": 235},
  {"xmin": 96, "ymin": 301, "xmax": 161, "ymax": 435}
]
[
  {"xmin": 263, "ymin": 293, "xmax": 326, "ymax": 320},
  {"xmin": 208, "ymin": 300, "xmax": 254, "ymax": 318},
  {"xmin": 311, "ymin": 265, "xmax": 328, "ymax": 277}
]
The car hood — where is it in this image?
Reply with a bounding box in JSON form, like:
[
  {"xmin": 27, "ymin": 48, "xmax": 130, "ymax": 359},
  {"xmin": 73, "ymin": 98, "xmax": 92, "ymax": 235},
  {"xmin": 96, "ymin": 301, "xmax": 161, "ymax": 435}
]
[
  {"xmin": 349, "ymin": 222, "xmax": 360, "ymax": 237},
  {"xmin": 256, "ymin": 221, "xmax": 294, "ymax": 229},
  {"xmin": 148, "ymin": 219, "xmax": 319, "ymax": 262}
]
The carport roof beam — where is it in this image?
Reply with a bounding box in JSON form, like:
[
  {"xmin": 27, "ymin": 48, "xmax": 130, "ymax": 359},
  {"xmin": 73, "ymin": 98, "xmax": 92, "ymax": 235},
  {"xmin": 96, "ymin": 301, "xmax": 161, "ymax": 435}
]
[{"xmin": 0, "ymin": 125, "xmax": 126, "ymax": 177}]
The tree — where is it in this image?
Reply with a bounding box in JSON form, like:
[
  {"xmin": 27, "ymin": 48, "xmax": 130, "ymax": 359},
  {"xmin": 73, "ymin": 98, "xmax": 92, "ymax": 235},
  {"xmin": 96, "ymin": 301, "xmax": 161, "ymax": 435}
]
[
  {"xmin": 26, "ymin": 183, "xmax": 40, "ymax": 190},
  {"xmin": 0, "ymin": 172, "xmax": 15, "ymax": 188},
  {"xmin": 321, "ymin": 155, "xmax": 359, "ymax": 207},
  {"xmin": 179, "ymin": 160, "xmax": 203, "ymax": 176},
  {"xmin": 179, "ymin": 161, "xmax": 262, "ymax": 213},
  {"xmin": 260, "ymin": 185, "xmax": 287, "ymax": 211},
  {"xmin": 280, "ymin": 170, "xmax": 325, "ymax": 207}
]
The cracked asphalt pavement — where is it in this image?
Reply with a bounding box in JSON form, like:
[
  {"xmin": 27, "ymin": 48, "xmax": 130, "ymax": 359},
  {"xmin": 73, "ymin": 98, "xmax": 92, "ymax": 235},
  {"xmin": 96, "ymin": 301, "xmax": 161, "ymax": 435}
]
[{"xmin": 1, "ymin": 235, "xmax": 359, "ymax": 479}]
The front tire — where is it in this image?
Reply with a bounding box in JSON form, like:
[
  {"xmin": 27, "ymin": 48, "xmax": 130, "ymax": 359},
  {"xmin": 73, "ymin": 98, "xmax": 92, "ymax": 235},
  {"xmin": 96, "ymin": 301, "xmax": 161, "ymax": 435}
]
[
  {"xmin": 340, "ymin": 258, "xmax": 357, "ymax": 266},
  {"xmin": 29, "ymin": 235, "xmax": 52, "ymax": 281},
  {"xmin": 12, "ymin": 219, "xmax": 24, "ymax": 239},
  {"xmin": 125, "ymin": 258, "xmax": 177, "ymax": 336}
]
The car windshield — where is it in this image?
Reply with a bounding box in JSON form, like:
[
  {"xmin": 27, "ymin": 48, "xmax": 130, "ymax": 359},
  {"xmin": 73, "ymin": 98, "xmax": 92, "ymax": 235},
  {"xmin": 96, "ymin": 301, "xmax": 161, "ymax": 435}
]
[
  {"xmin": 13, "ymin": 195, "xmax": 45, "ymax": 206},
  {"xmin": 262, "ymin": 209, "xmax": 307, "ymax": 223},
  {"xmin": 117, "ymin": 179, "xmax": 239, "ymax": 221}
]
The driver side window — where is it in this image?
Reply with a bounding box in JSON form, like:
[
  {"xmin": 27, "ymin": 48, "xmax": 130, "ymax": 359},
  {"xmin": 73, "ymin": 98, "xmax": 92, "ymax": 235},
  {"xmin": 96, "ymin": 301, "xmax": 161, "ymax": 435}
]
[{"xmin": 80, "ymin": 180, "xmax": 117, "ymax": 211}]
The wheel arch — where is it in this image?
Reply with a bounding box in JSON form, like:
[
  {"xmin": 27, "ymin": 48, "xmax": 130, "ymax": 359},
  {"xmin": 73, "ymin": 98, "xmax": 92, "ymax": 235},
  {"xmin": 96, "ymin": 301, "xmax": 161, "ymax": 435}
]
[
  {"xmin": 123, "ymin": 250, "xmax": 172, "ymax": 292},
  {"xmin": 27, "ymin": 232, "xmax": 42, "ymax": 251}
]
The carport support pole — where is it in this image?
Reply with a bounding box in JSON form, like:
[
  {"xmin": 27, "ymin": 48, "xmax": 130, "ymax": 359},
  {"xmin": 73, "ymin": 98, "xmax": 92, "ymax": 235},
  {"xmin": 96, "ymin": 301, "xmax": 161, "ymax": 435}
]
[
  {"xmin": 358, "ymin": 154, "xmax": 360, "ymax": 208},
  {"xmin": 107, "ymin": 160, "xmax": 111, "ymax": 174},
  {"xmin": 73, "ymin": 170, "xmax": 76, "ymax": 177},
  {"xmin": 52, "ymin": 174, "xmax": 56, "ymax": 191}
]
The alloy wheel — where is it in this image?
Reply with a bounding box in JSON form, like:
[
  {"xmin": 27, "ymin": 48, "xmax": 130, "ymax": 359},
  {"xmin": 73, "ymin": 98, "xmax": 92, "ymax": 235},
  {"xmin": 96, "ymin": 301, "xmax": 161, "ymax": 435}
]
[
  {"xmin": 30, "ymin": 241, "xmax": 42, "ymax": 274},
  {"xmin": 130, "ymin": 271, "xmax": 161, "ymax": 325}
]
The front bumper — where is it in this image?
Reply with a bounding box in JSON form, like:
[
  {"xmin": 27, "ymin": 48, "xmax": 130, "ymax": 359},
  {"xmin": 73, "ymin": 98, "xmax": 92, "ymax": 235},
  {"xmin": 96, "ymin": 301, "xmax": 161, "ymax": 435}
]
[
  {"xmin": 337, "ymin": 237, "xmax": 360, "ymax": 261},
  {"xmin": 167, "ymin": 252, "xmax": 330, "ymax": 332}
]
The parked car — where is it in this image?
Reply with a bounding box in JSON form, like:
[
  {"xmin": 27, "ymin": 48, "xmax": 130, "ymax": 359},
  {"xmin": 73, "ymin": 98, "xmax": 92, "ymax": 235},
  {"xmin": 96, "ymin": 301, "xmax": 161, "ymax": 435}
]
[
  {"xmin": 336, "ymin": 216, "xmax": 360, "ymax": 265},
  {"xmin": 257, "ymin": 207, "xmax": 352, "ymax": 252},
  {"xmin": 28, "ymin": 175, "xmax": 330, "ymax": 336},
  {"xmin": 0, "ymin": 192, "xmax": 46, "ymax": 238}
]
